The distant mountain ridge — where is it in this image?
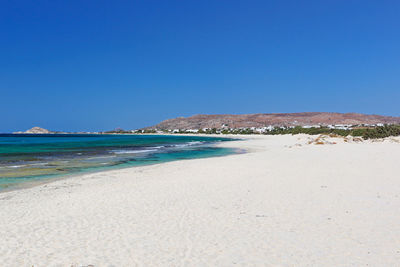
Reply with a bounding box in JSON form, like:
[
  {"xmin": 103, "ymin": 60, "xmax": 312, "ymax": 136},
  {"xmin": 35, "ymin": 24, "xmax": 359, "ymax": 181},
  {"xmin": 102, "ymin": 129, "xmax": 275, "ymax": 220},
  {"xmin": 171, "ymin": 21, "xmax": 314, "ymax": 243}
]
[{"xmin": 145, "ymin": 112, "xmax": 400, "ymax": 130}]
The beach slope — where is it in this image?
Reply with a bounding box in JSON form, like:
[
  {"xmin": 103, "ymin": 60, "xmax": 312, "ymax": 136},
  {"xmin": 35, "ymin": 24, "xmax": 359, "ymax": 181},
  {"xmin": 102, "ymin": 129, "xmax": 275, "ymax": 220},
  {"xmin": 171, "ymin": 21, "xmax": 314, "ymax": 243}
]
[{"xmin": 0, "ymin": 135, "xmax": 399, "ymax": 266}]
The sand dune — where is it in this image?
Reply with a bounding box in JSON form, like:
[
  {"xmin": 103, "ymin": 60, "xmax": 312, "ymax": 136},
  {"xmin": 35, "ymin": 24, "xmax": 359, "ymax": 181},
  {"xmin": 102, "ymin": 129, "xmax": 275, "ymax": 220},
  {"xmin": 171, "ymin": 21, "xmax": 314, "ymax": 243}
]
[{"xmin": 1, "ymin": 134, "xmax": 400, "ymax": 266}]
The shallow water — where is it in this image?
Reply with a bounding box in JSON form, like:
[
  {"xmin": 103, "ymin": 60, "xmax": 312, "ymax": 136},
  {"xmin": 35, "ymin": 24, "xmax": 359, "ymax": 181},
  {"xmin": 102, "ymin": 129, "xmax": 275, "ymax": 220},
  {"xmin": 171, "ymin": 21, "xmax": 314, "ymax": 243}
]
[{"xmin": 0, "ymin": 134, "xmax": 236, "ymax": 190}]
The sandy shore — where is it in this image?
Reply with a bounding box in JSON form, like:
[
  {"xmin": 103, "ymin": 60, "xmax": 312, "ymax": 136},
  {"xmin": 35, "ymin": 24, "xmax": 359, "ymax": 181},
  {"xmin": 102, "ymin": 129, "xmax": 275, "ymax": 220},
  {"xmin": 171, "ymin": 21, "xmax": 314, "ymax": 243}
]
[{"xmin": 1, "ymin": 134, "xmax": 400, "ymax": 266}]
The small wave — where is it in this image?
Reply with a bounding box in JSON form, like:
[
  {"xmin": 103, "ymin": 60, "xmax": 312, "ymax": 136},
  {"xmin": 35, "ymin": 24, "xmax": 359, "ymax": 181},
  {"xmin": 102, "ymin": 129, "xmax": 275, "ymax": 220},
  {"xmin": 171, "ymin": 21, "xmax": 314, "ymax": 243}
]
[
  {"xmin": 10, "ymin": 165, "xmax": 27, "ymax": 168},
  {"xmin": 188, "ymin": 141, "xmax": 203, "ymax": 145},
  {"xmin": 0, "ymin": 164, "xmax": 29, "ymax": 168},
  {"xmin": 112, "ymin": 149, "xmax": 158, "ymax": 154},
  {"xmin": 0, "ymin": 162, "xmax": 48, "ymax": 169},
  {"xmin": 85, "ymin": 155, "xmax": 116, "ymax": 160},
  {"xmin": 0, "ymin": 162, "xmax": 51, "ymax": 169},
  {"xmin": 30, "ymin": 162, "xmax": 48, "ymax": 166},
  {"xmin": 169, "ymin": 141, "xmax": 204, "ymax": 148}
]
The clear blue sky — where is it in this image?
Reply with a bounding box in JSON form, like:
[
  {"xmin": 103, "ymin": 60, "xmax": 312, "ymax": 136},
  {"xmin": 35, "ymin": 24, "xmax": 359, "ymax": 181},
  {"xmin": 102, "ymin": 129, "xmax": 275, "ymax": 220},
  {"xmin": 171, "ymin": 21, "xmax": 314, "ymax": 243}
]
[{"xmin": 1, "ymin": 0, "xmax": 399, "ymax": 132}]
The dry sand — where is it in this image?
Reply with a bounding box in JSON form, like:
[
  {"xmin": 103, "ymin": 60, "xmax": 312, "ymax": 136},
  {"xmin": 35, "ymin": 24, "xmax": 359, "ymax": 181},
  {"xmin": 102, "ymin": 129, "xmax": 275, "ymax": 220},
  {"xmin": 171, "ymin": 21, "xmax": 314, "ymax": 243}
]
[{"xmin": 0, "ymin": 134, "xmax": 400, "ymax": 266}]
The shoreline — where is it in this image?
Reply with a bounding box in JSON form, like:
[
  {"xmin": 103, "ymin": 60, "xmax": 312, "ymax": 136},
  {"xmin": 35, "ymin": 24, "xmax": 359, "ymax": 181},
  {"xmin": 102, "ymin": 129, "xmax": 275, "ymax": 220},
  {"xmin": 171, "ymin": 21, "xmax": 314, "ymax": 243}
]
[
  {"xmin": 0, "ymin": 136, "xmax": 244, "ymax": 194},
  {"xmin": 1, "ymin": 134, "xmax": 399, "ymax": 265}
]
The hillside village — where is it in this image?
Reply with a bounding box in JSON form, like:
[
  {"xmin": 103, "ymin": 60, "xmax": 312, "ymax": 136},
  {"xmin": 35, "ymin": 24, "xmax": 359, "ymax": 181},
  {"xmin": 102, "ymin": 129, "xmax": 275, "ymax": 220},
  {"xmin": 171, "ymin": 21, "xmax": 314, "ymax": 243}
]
[{"xmin": 136, "ymin": 123, "xmax": 386, "ymax": 134}]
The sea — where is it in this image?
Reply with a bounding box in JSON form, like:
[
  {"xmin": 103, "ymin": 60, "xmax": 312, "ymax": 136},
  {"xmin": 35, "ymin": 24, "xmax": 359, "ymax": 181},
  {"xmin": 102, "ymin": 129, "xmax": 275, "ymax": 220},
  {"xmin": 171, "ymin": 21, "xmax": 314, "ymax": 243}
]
[{"xmin": 0, "ymin": 134, "xmax": 237, "ymax": 191}]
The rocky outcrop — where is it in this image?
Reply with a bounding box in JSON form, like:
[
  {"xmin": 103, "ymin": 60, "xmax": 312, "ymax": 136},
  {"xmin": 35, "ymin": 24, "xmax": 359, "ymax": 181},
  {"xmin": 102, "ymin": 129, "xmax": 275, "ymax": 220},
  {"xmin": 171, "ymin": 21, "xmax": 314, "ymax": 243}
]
[
  {"xmin": 145, "ymin": 112, "xmax": 400, "ymax": 130},
  {"xmin": 15, "ymin": 127, "xmax": 53, "ymax": 134}
]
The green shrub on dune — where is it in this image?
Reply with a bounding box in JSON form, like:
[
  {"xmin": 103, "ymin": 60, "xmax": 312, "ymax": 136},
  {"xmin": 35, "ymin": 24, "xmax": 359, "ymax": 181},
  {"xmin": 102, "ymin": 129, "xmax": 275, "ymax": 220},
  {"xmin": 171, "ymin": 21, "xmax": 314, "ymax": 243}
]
[
  {"xmin": 360, "ymin": 125, "xmax": 400, "ymax": 139},
  {"xmin": 267, "ymin": 124, "xmax": 400, "ymax": 139}
]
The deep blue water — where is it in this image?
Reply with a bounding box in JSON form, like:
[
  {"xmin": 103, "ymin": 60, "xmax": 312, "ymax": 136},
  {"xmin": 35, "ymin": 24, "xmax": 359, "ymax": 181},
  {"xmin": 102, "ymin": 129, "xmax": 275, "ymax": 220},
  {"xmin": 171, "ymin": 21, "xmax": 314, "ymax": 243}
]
[{"xmin": 0, "ymin": 134, "xmax": 236, "ymax": 191}]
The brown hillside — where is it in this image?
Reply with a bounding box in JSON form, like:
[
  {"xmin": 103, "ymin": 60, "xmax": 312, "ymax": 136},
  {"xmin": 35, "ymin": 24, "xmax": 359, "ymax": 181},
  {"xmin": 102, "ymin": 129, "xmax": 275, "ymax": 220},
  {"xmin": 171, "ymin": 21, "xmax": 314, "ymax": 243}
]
[{"xmin": 145, "ymin": 112, "xmax": 400, "ymax": 130}]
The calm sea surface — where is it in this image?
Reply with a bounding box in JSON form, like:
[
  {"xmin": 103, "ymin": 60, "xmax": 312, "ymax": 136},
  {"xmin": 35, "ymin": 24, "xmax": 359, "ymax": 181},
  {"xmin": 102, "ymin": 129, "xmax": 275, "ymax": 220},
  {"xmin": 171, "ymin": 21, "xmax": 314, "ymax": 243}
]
[{"xmin": 0, "ymin": 134, "xmax": 236, "ymax": 191}]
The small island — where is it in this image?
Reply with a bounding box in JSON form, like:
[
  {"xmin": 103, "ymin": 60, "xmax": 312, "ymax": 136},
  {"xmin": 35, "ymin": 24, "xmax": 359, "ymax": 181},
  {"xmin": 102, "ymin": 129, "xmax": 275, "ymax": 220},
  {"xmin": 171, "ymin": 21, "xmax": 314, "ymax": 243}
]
[{"xmin": 13, "ymin": 127, "xmax": 53, "ymax": 134}]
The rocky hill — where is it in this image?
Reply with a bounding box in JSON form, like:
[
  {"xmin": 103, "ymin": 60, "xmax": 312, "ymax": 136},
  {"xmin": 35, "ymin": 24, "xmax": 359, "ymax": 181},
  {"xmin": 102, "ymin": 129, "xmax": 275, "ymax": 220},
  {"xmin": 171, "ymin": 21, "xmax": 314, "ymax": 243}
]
[
  {"xmin": 145, "ymin": 112, "xmax": 400, "ymax": 130},
  {"xmin": 14, "ymin": 127, "xmax": 53, "ymax": 134}
]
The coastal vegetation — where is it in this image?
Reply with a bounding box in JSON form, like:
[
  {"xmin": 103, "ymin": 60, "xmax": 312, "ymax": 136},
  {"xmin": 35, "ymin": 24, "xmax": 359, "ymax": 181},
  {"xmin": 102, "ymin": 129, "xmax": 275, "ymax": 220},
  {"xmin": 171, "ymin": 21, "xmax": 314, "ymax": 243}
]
[
  {"xmin": 267, "ymin": 125, "xmax": 400, "ymax": 139},
  {"xmin": 136, "ymin": 124, "xmax": 400, "ymax": 140},
  {"xmin": 103, "ymin": 124, "xmax": 400, "ymax": 140},
  {"xmin": 356, "ymin": 124, "xmax": 400, "ymax": 139}
]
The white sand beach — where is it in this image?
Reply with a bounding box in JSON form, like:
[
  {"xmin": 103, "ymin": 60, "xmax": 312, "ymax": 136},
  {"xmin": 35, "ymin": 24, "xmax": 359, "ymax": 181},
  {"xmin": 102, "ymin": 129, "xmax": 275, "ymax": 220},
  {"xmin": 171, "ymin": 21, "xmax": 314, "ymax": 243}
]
[{"xmin": 1, "ymin": 134, "xmax": 400, "ymax": 266}]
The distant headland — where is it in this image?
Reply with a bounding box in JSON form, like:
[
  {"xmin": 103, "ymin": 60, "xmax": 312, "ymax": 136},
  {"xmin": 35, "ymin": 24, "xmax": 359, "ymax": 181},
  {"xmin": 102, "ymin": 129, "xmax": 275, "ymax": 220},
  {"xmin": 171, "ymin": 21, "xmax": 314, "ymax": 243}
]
[
  {"xmin": 13, "ymin": 127, "xmax": 53, "ymax": 134},
  {"xmin": 12, "ymin": 127, "xmax": 98, "ymax": 135}
]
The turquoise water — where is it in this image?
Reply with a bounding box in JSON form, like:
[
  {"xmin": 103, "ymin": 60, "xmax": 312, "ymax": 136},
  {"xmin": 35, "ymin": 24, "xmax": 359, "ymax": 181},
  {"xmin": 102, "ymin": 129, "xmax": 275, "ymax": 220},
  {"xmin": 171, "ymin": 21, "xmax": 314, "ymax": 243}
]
[{"xmin": 0, "ymin": 134, "xmax": 236, "ymax": 191}]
